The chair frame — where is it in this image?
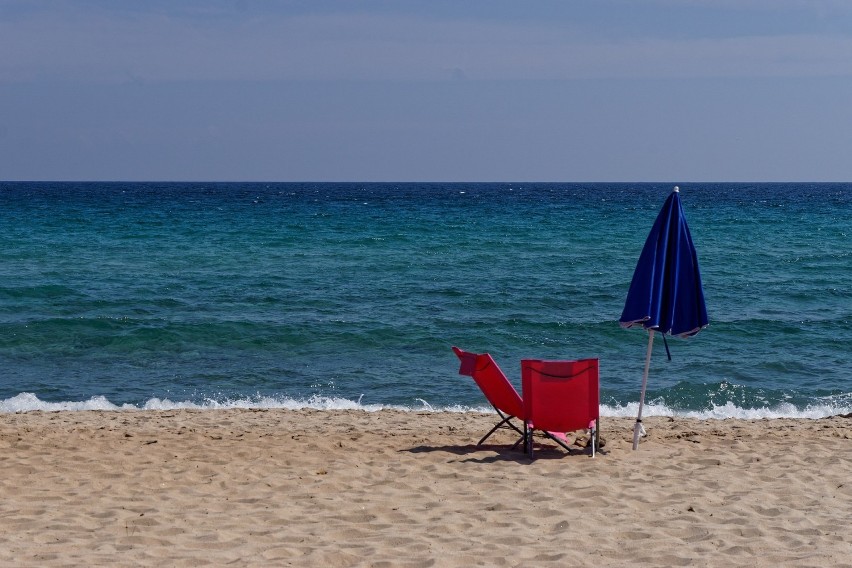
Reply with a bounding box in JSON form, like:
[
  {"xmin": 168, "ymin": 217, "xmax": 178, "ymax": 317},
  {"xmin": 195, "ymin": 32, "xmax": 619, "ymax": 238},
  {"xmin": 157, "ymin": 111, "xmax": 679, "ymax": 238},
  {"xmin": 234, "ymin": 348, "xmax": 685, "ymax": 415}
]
[
  {"xmin": 478, "ymin": 406, "xmax": 526, "ymax": 447},
  {"xmin": 522, "ymin": 358, "xmax": 600, "ymax": 459},
  {"xmin": 452, "ymin": 346, "xmax": 527, "ymax": 450}
]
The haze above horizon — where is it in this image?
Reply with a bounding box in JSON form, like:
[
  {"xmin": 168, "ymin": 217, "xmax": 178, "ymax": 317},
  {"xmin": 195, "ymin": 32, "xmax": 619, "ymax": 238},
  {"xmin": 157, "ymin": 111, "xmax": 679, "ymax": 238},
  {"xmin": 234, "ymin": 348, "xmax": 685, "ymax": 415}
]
[{"xmin": 2, "ymin": 1, "xmax": 851, "ymax": 182}]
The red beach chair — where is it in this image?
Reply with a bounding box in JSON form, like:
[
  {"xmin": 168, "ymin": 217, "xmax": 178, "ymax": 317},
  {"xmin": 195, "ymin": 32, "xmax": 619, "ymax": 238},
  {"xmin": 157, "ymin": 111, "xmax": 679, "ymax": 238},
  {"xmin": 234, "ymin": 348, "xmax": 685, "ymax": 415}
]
[
  {"xmin": 452, "ymin": 346, "xmax": 527, "ymax": 448},
  {"xmin": 521, "ymin": 358, "xmax": 600, "ymax": 459}
]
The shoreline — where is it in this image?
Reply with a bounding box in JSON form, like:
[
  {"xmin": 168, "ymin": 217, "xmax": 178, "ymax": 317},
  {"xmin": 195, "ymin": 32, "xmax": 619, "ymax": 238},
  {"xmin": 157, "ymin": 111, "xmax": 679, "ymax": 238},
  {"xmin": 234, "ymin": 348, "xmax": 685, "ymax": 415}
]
[
  {"xmin": 3, "ymin": 391, "xmax": 852, "ymax": 420},
  {"xmin": 2, "ymin": 409, "xmax": 850, "ymax": 566}
]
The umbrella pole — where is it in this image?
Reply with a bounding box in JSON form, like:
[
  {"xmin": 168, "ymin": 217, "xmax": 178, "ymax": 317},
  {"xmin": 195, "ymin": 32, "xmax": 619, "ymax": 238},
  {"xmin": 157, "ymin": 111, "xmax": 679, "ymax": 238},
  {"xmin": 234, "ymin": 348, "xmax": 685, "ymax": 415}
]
[{"xmin": 632, "ymin": 329, "xmax": 655, "ymax": 450}]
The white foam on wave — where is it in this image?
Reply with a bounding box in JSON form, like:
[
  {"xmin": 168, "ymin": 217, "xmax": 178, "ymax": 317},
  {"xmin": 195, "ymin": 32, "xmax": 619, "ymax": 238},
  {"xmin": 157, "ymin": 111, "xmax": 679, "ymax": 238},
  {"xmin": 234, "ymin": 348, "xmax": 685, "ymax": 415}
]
[
  {"xmin": 0, "ymin": 392, "xmax": 491, "ymax": 414},
  {"xmin": 2, "ymin": 392, "xmax": 850, "ymax": 419},
  {"xmin": 601, "ymin": 398, "xmax": 852, "ymax": 420},
  {"xmin": 0, "ymin": 392, "xmax": 130, "ymax": 412}
]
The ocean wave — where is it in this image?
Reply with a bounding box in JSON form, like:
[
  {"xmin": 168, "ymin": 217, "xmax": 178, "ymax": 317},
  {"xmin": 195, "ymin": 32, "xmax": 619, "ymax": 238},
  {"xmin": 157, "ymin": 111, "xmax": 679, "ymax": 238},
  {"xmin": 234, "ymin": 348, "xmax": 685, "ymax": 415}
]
[
  {"xmin": 2, "ymin": 392, "xmax": 849, "ymax": 419},
  {"xmin": 0, "ymin": 392, "xmax": 488, "ymax": 414},
  {"xmin": 602, "ymin": 398, "xmax": 852, "ymax": 420}
]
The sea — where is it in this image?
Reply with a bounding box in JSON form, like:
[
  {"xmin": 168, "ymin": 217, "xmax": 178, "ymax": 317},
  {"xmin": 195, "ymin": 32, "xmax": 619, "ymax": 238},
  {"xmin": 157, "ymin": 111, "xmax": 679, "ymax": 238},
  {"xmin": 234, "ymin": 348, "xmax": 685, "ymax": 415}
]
[{"xmin": 1, "ymin": 182, "xmax": 850, "ymax": 419}]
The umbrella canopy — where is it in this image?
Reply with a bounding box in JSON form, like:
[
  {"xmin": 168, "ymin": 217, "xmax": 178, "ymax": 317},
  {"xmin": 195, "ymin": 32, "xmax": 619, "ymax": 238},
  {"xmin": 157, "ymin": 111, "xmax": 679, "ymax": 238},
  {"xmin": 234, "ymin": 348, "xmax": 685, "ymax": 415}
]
[{"xmin": 620, "ymin": 187, "xmax": 708, "ymax": 449}]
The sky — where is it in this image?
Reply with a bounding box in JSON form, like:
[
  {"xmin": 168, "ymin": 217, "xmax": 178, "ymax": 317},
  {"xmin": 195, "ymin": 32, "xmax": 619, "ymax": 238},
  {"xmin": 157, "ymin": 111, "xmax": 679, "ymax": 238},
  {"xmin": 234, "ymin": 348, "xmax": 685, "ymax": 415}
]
[{"xmin": 1, "ymin": 0, "xmax": 851, "ymax": 182}]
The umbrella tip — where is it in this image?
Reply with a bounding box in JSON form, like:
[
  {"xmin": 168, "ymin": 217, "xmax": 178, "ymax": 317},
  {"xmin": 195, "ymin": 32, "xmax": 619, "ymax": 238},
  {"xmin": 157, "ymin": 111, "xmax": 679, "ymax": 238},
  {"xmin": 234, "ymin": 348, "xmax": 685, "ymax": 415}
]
[{"xmin": 673, "ymin": 186, "xmax": 680, "ymax": 192}]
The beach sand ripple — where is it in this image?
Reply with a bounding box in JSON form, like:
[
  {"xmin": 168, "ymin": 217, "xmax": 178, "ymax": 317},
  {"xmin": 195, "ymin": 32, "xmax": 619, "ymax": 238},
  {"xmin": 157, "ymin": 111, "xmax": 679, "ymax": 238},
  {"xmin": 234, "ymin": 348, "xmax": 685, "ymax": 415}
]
[{"xmin": 1, "ymin": 410, "xmax": 850, "ymax": 567}]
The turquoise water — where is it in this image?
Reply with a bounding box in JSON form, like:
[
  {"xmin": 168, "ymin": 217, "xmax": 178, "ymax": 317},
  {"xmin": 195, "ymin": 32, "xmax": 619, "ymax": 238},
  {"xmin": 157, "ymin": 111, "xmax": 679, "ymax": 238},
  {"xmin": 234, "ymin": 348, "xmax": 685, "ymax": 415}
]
[{"xmin": 1, "ymin": 182, "xmax": 850, "ymax": 417}]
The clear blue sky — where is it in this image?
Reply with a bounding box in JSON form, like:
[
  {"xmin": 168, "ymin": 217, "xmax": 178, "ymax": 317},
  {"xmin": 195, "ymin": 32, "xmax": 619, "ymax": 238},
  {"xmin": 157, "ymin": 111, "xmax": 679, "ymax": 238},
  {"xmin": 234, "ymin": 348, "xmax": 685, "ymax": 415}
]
[{"xmin": 2, "ymin": 0, "xmax": 851, "ymax": 182}]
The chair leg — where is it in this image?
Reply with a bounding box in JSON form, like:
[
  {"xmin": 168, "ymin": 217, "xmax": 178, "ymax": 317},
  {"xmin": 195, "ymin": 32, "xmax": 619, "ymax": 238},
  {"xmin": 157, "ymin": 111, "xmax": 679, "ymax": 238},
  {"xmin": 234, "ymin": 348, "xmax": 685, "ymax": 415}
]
[
  {"xmin": 527, "ymin": 427, "xmax": 534, "ymax": 459},
  {"xmin": 477, "ymin": 419, "xmax": 508, "ymax": 446},
  {"xmin": 510, "ymin": 435, "xmax": 524, "ymax": 451},
  {"xmin": 592, "ymin": 418, "xmax": 600, "ymax": 458},
  {"xmin": 478, "ymin": 408, "xmax": 524, "ymax": 446},
  {"xmin": 528, "ymin": 421, "xmax": 602, "ymax": 460},
  {"xmin": 542, "ymin": 430, "xmax": 573, "ymax": 453},
  {"xmin": 511, "ymin": 420, "xmax": 527, "ymax": 452},
  {"xmin": 591, "ymin": 424, "xmax": 596, "ymax": 458}
]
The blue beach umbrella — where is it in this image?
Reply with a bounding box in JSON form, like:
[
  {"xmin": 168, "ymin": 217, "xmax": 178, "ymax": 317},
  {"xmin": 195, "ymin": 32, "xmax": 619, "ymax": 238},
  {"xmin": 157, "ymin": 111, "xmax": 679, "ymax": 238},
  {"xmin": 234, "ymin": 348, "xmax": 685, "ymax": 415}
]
[{"xmin": 620, "ymin": 186, "xmax": 708, "ymax": 450}]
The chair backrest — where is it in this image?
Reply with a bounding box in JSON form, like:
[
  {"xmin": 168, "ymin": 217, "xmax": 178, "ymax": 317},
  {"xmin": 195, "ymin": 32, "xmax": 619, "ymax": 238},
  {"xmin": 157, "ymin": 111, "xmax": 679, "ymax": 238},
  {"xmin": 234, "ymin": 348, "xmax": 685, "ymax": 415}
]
[
  {"xmin": 453, "ymin": 346, "xmax": 525, "ymax": 419},
  {"xmin": 521, "ymin": 358, "xmax": 599, "ymax": 432}
]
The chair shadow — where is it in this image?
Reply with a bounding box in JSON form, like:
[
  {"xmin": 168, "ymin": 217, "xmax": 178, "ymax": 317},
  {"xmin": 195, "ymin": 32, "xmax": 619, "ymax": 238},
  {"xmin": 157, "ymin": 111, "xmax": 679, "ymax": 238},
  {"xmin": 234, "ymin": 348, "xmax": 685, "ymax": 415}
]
[{"xmin": 403, "ymin": 442, "xmax": 603, "ymax": 464}]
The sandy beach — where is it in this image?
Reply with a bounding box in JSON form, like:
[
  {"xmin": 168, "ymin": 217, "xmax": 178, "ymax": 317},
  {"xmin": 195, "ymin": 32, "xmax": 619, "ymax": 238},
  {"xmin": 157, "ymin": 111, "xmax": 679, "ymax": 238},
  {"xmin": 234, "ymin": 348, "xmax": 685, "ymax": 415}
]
[{"xmin": 1, "ymin": 409, "xmax": 850, "ymax": 567}]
